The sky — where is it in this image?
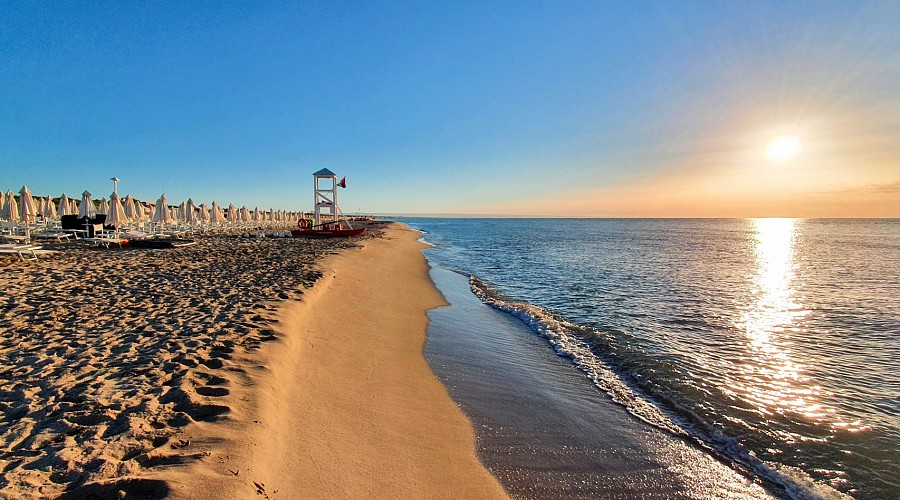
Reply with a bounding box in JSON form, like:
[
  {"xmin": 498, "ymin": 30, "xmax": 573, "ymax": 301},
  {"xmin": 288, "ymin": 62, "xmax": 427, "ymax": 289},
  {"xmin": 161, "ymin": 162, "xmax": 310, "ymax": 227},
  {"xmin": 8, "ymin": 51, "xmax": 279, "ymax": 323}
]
[{"xmin": 2, "ymin": 1, "xmax": 898, "ymax": 217}]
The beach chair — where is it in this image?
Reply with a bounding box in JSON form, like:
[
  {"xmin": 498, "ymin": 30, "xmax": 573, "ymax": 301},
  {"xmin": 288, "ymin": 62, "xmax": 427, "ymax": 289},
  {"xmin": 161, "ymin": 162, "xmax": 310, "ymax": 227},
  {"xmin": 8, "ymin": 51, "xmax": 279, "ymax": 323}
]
[
  {"xmin": 84, "ymin": 224, "xmax": 127, "ymax": 248},
  {"xmin": 0, "ymin": 243, "xmax": 44, "ymax": 261},
  {"xmin": 1, "ymin": 221, "xmax": 32, "ymax": 244},
  {"xmin": 33, "ymin": 230, "xmax": 74, "ymax": 243}
]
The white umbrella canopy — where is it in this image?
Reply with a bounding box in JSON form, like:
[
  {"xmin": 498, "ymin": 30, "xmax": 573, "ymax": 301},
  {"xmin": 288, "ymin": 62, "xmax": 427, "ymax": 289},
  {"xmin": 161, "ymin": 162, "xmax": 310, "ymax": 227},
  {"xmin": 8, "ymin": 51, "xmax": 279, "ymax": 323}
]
[
  {"xmin": 133, "ymin": 202, "xmax": 146, "ymax": 222},
  {"xmin": 198, "ymin": 203, "xmax": 210, "ymax": 222},
  {"xmin": 0, "ymin": 191, "xmax": 5, "ymax": 217},
  {"xmin": 240, "ymin": 205, "xmax": 250, "ymax": 222},
  {"xmin": 35, "ymin": 197, "xmax": 45, "ymax": 217},
  {"xmin": 210, "ymin": 201, "xmax": 223, "ymax": 224},
  {"xmin": 175, "ymin": 201, "xmax": 185, "ymax": 221},
  {"xmin": 44, "ymin": 196, "xmax": 57, "ymax": 219},
  {"xmin": 18, "ymin": 186, "xmax": 37, "ymax": 223},
  {"xmin": 251, "ymin": 206, "xmax": 260, "ymax": 221},
  {"xmin": 227, "ymin": 203, "xmax": 237, "ymax": 224},
  {"xmin": 78, "ymin": 191, "xmax": 96, "ymax": 218},
  {"xmin": 106, "ymin": 192, "xmax": 128, "ymax": 228},
  {"xmin": 152, "ymin": 195, "xmax": 171, "ymax": 223},
  {"xmin": 5, "ymin": 190, "xmax": 19, "ymax": 222},
  {"xmin": 98, "ymin": 197, "xmax": 109, "ymax": 215},
  {"xmin": 123, "ymin": 195, "xmax": 137, "ymax": 221},
  {"xmin": 137, "ymin": 199, "xmax": 146, "ymax": 221},
  {"xmin": 186, "ymin": 198, "xmax": 197, "ymax": 223},
  {"xmin": 58, "ymin": 196, "xmax": 69, "ymax": 217}
]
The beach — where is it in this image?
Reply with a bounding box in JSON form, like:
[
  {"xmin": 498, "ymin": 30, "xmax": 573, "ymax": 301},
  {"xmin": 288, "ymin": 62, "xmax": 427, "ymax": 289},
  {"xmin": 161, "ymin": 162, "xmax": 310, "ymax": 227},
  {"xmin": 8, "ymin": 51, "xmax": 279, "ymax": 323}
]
[{"xmin": 1, "ymin": 222, "xmax": 503, "ymax": 498}]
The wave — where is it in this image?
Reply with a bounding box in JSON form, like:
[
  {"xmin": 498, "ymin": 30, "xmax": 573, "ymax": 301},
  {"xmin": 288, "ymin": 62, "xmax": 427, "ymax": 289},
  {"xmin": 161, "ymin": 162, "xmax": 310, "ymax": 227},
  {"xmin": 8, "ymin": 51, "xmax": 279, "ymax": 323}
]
[{"xmin": 468, "ymin": 275, "xmax": 848, "ymax": 500}]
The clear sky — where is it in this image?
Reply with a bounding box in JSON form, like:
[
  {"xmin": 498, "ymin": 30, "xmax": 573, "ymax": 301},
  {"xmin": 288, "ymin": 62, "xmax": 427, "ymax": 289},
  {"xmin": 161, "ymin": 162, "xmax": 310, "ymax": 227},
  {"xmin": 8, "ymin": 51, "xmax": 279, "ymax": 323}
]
[{"xmin": 2, "ymin": 1, "xmax": 898, "ymax": 216}]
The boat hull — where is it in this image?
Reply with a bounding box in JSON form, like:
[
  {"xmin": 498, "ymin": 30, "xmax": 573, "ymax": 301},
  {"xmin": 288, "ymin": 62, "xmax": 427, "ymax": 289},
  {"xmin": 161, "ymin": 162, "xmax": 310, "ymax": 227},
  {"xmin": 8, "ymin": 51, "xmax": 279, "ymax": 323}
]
[{"xmin": 290, "ymin": 228, "xmax": 367, "ymax": 238}]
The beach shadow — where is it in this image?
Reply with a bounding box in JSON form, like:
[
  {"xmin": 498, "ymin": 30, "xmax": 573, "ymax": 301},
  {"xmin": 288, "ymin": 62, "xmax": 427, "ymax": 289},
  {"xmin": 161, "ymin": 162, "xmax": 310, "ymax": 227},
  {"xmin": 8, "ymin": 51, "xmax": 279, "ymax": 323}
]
[{"xmin": 59, "ymin": 478, "xmax": 169, "ymax": 499}]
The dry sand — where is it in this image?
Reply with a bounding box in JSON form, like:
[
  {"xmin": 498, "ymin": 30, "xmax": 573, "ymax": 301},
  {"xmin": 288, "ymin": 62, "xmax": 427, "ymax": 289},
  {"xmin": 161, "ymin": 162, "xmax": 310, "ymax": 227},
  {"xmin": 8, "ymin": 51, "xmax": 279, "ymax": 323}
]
[
  {"xmin": 158, "ymin": 224, "xmax": 506, "ymax": 499},
  {"xmin": 0, "ymin": 223, "xmax": 506, "ymax": 499}
]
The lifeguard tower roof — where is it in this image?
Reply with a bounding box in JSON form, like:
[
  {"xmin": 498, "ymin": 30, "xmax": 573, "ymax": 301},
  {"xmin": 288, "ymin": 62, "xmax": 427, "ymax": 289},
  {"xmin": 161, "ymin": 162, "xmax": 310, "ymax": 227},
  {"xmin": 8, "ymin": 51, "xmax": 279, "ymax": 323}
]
[{"xmin": 313, "ymin": 168, "xmax": 336, "ymax": 176}]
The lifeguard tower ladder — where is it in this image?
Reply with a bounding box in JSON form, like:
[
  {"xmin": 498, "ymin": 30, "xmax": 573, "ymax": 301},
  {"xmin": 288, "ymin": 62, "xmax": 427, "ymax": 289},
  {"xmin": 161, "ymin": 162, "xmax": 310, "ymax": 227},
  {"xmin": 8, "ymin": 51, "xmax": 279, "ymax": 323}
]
[{"xmin": 313, "ymin": 168, "xmax": 340, "ymax": 226}]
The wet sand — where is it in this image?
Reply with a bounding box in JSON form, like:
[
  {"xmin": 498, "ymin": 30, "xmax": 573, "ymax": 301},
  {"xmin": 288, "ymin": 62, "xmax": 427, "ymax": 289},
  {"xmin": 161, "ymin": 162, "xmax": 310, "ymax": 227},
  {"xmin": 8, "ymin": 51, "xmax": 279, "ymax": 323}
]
[{"xmin": 424, "ymin": 266, "xmax": 776, "ymax": 499}]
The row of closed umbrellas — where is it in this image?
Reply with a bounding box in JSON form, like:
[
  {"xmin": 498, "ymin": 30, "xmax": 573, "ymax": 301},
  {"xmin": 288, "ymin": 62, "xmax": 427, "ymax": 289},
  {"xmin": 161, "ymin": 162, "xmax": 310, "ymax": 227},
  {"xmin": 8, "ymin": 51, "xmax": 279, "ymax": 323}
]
[{"xmin": 0, "ymin": 186, "xmax": 303, "ymax": 227}]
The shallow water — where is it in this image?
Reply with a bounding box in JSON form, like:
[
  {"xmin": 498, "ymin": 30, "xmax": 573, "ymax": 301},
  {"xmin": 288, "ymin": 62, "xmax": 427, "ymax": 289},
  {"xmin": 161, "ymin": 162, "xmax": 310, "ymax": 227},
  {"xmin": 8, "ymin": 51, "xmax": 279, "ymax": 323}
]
[
  {"xmin": 406, "ymin": 218, "xmax": 900, "ymax": 499},
  {"xmin": 425, "ymin": 267, "xmax": 773, "ymax": 498}
]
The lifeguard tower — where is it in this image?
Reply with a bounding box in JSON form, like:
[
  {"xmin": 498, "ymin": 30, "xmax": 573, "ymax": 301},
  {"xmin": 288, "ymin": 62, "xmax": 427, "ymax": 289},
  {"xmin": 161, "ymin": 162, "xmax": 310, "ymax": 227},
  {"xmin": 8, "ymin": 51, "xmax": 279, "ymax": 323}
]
[{"xmin": 313, "ymin": 168, "xmax": 339, "ymax": 226}]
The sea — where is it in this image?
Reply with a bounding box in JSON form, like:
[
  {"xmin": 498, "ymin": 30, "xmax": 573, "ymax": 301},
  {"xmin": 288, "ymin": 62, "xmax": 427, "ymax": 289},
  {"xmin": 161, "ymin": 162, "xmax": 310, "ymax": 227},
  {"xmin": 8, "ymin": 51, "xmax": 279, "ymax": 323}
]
[{"xmin": 397, "ymin": 218, "xmax": 899, "ymax": 500}]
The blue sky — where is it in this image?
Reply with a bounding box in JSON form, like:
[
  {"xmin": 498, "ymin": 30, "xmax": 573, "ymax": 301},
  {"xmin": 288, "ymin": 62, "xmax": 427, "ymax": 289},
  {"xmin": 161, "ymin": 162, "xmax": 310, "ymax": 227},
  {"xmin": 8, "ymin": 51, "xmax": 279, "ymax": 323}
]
[{"xmin": 2, "ymin": 1, "xmax": 898, "ymax": 215}]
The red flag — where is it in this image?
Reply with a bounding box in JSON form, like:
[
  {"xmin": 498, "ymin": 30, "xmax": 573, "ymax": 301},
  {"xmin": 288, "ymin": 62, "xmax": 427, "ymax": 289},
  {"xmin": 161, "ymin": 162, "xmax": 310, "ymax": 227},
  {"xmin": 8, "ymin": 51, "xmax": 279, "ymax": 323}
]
[{"xmin": 338, "ymin": 177, "xmax": 347, "ymax": 188}]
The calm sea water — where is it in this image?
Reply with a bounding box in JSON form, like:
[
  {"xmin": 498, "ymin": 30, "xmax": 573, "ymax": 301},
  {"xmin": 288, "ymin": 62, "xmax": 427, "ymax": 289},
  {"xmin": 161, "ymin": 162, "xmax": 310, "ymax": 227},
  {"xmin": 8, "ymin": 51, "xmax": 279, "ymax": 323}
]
[{"xmin": 400, "ymin": 218, "xmax": 899, "ymax": 499}]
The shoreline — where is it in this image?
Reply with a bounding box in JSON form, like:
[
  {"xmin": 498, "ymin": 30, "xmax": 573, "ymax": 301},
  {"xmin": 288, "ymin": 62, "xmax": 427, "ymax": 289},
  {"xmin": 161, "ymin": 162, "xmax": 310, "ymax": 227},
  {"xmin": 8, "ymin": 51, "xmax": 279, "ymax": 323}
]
[
  {"xmin": 423, "ymin": 266, "xmax": 775, "ymax": 498},
  {"xmin": 156, "ymin": 223, "xmax": 506, "ymax": 498}
]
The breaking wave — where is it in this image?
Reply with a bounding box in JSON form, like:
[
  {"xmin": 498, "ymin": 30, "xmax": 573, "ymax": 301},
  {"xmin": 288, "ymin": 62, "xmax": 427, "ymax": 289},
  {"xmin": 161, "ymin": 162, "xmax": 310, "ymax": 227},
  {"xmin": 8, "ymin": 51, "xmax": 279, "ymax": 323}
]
[{"xmin": 469, "ymin": 275, "xmax": 847, "ymax": 500}]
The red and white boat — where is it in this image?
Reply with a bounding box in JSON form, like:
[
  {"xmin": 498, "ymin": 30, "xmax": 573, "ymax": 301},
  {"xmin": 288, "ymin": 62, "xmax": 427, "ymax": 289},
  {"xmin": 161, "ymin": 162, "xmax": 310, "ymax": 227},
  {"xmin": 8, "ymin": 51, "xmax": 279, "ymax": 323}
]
[{"xmin": 290, "ymin": 220, "xmax": 366, "ymax": 238}]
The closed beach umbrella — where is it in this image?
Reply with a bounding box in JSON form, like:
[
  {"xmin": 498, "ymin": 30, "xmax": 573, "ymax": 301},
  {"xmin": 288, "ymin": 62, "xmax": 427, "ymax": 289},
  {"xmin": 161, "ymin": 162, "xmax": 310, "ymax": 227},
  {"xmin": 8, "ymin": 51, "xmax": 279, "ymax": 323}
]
[
  {"xmin": 176, "ymin": 201, "xmax": 186, "ymax": 221},
  {"xmin": 44, "ymin": 196, "xmax": 57, "ymax": 219},
  {"xmin": 227, "ymin": 203, "xmax": 237, "ymax": 223},
  {"xmin": 4, "ymin": 190, "xmax": 18, "ymax": 222},
  {"xmin": 210, "ymin": 201, "xmax": 223, "ymax": 224},
  {"xmin": 78, "ymin": 191, "xmax": 96, "ymax": 218},
  {"xmin": 186, "ymin": 198, "xmax": 197, "ymax": 223},
  {"xmin": 198, "ymin": 203, "xmax": 210, "ymax": 222},
  {"xmin": 153, "ymin": 194, "xmax": 171, "ymax": 223},
  {"xmin": 58, "ymin": 194, "xmax": 71, "ymax": 216},
  {"xmin": 240, "ymin": 205, "xmax": 250, "ymax": 222},
  {"xmin": 123, "ymin": 195, "xmax": 137, "ymax": 220},
  {"xmin": 18, "ymin": 186, "xmax": 37, "ymax": 223},
  {"xmin": 251, "ymin": 206, "xmax": 260, "ymax": 221},
  {"xmin": 0, "ymin": 192, "xmax": 5, "ymax": 218},
  {"xmin": 98, "ymin": 197, "xmax": 109, "ymax": 215},
  {"xmin": 35, "ymin": 197, "xmax": 45, "ymax": 218},
  {"xmin": 106, "ymin": 192, "xmax": 127, "ymax": 228},
  {"xmin": 134, "ymin": 201, "xmax": 147, "ymax": 222}
]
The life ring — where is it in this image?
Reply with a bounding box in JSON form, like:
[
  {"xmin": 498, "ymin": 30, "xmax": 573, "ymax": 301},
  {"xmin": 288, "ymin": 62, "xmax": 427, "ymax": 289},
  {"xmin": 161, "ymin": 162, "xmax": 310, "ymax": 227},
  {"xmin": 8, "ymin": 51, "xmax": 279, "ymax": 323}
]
[{"xmin": 298, "ymin": 219, "xmax": 310, "ymax": 229}]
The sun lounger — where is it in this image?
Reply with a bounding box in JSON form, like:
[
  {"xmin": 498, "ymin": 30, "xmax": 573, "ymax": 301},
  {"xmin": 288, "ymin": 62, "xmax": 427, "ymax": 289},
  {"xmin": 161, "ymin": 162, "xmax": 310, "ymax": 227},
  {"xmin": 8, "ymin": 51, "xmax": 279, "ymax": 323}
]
[
  {"xmin": 81, "ymin": 224, "xmax": 127, "ymax": 248},
  {"xmin": 83, "ymin": 235, "xmax": 127, "ymax": 248},
  {"xmin": 0, "ymin": 234, "xmax": 30, "ymax": 244},
  {"xmin": 33, "ymin": 231, "xmax": 74, "ymax": 242},
  {"xmin": 0, "ymin": 244, "xmax": 44, "ymax": 261}
]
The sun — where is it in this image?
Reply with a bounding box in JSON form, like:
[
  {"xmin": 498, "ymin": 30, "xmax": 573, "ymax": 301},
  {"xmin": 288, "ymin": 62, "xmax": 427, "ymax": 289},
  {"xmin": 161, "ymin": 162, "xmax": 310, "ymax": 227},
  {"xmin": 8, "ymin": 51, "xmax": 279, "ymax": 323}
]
[{"xmin": 765, "ymin": 135, "xmax": 802, "ymax": 162}]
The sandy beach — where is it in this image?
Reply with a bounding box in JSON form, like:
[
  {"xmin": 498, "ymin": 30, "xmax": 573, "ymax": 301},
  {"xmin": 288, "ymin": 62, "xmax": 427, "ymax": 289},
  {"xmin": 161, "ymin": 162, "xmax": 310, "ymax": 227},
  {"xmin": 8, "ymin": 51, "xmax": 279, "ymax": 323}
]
[
  {"xmin": 0, "ymin": 222, "xmax": 503, "ymax": 498},
  {"xmin": 158, "ymin": 223, "xmax": 506, "ymax": 499}
]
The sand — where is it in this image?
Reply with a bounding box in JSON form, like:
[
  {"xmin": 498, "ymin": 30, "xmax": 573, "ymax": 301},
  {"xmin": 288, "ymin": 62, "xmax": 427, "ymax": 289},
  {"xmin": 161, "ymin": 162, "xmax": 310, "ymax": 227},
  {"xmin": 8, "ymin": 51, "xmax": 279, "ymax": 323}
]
[
  {"xmin": 158, "ymin": 224, "xmax": 506, "ymax": 499},
  {"xmin": 0, "ymin": 223, "xmax": 506, "ymax": 499}
]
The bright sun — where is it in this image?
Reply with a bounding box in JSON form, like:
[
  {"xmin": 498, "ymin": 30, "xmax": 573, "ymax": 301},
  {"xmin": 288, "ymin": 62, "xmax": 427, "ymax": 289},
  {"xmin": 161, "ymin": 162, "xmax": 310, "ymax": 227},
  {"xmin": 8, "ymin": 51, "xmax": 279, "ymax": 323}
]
[{"xmin": 765, "ymin": 135, "xmax": 802, "ymax": 162}]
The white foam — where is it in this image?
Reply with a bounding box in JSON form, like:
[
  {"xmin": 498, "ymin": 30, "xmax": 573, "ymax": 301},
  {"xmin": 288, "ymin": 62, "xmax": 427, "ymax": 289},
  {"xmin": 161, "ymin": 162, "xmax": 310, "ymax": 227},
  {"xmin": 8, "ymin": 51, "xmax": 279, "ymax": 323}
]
[{"xmin": 468, "ymin": 274, "xmax": 848, "ymax": 500}]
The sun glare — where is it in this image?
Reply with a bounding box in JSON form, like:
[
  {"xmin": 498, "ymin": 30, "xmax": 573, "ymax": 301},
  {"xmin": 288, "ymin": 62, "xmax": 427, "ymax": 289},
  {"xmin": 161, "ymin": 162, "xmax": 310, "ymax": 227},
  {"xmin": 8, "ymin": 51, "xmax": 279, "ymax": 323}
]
[{"xmin": 765, "ymin": 136, "xmax": 802, "ymax": 162}]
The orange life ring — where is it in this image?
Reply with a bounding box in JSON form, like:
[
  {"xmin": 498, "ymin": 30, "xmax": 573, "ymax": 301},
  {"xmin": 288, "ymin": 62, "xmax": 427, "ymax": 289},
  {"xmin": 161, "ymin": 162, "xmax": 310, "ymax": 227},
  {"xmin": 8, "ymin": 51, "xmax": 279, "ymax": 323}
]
[{"xmin": 298, "ymin": 219, "xmax": 310, "ymax": 229}]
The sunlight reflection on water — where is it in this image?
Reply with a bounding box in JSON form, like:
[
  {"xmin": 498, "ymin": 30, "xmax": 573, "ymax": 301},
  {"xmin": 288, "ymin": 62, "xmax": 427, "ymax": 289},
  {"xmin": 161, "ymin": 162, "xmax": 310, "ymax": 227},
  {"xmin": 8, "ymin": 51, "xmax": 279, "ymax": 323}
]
[
  {"xmin": 733, "ymin": 219, "xmax": 822, "ymax": 427},
  {"xmin": 404, "ymin": 217, "xmax": 898, "ymax": 497}
]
